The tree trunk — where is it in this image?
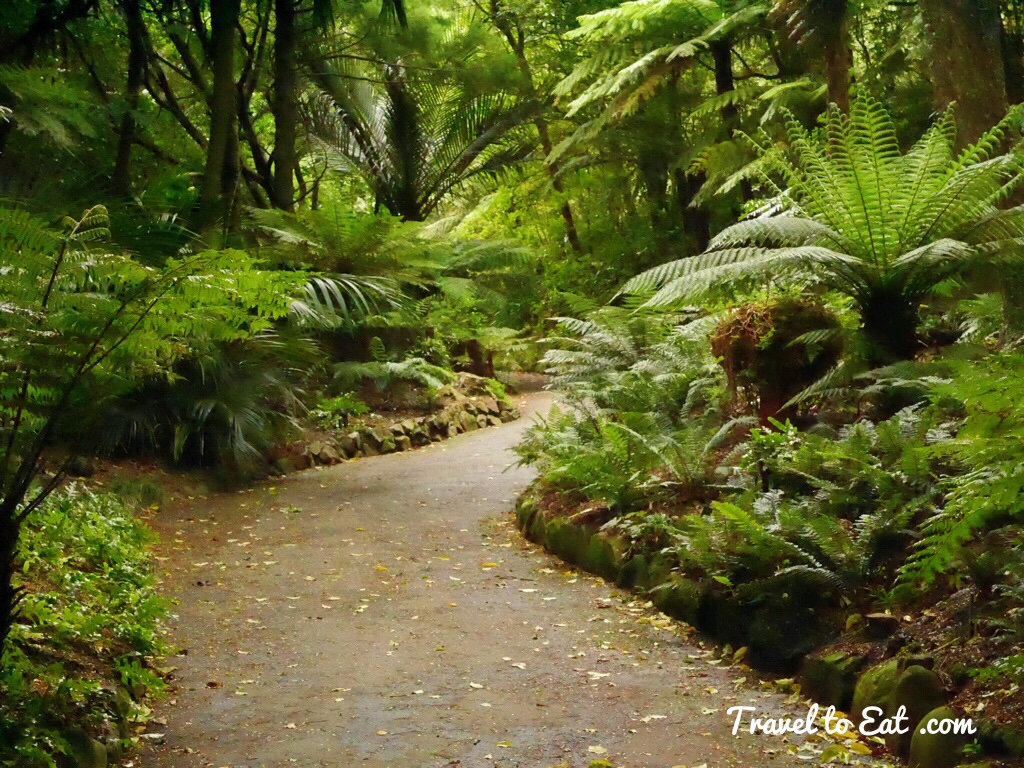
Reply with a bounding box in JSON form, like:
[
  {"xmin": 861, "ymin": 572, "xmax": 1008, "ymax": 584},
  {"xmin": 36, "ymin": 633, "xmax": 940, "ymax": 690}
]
[
  {"xmin": 270, "ymin": 0, "xmax": 298, "ymax": 211},
  {"xmin": 710, "ymin": 38, "xmax": 737, "ymax": 125},
  {"xmin": 197, "ymin": 0, "xmax": 242, "ymax": 226},
  {"xmin": 920, "ymin": 0, "xmax": 1007, "ymax": 147},
  {"xmin": 823, "ymin": 13, "xmax": 851, "ymax": 113},
  {"xmin": 112, "ymin": 0, "xmax": 147, "ymax": 196},
  {"xmin": 0, "ymin": 502, "xmax": 23, "ymax": 656},
  {"xmin": 921, "ymin": 0, "xmax": 1020, "ymax": 334}
]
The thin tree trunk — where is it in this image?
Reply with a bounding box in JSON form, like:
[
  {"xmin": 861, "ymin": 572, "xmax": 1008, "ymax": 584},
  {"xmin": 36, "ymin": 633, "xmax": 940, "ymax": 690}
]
[
  {"xmin": 112, "ymin": 0, "xmax": 147, "ymax": 196},
  {"xmin": 489, "ymin": 1, "xmax": 584, "ymax": 254},
  {"xmin": 710, "ymin": 38, "xmax": 737, "ymax": 124},
  {"xmin": 197, "ymin": 0, "xmax": 242, "ymax": 226},
  {"xmin": 270, "ymin": 0, "xmax": 298, "ymax": 210},
  {"xmin": 0, "ymin": 503, "xmax": 23, "ymax": 655}
]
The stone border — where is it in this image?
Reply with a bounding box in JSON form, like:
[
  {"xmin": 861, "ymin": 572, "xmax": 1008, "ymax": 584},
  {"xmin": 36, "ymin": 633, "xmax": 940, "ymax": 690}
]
[
  {"xmin": 275, "ymin": 395, "xmax": 519, "ymax": 473},
  {"xmin": 514, "ymin": 490, "xmax": 1023, "ymax": 768}
]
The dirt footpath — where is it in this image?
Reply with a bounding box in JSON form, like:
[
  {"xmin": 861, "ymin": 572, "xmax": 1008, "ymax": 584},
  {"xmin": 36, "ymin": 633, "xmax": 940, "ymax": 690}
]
[{"xmin": 141, "ymin": 391, "xmax": 831, "ymax": 768}]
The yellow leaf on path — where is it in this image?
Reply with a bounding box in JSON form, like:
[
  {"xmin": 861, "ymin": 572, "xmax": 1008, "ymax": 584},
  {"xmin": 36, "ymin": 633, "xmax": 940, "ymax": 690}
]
[
  {"xmin": 848, "ymin": 742, "xmax": 873, "ymax": 755},
  {"xmin": 587, "ymin": 745, "xmax": 607, "ymax": 754},
  {"xmin": 376, "ymin": 730, "xmax": 388, "ymax": 736},
  {"xmin": 481, "ymin": 562, "xmax": 499, "ymax": 568},
  {"xmin": 496, "ymin": 741, "xmax": 511, "ymax": 747}
]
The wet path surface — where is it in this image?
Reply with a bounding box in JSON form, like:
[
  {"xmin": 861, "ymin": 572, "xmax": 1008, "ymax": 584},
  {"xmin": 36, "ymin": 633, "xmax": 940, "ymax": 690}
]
[{"xmin": 143, "ymin": 391, "xmax": 817, "ymax": 768}]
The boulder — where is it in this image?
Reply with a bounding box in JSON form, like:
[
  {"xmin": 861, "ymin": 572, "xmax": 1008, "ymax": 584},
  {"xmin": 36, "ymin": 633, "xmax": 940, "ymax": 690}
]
[
  {"xmin": 475, "ymin": 414, "xmax": 488, "ymax": 429},
  {"xmin": 487, "ymin": 415, "xmax": 502, "ymax": 427},
  {"xmin": 275, "ymin": 453, "xmax": 312, "ymax": 474},
  {"xmin": 909, "ymin": 706, "xmax": 966, "ymax": 768},
  {"xmin": 480, "ymin": 396, "xmax": 501, "ymax": 415},
  {"xmin": 66, "ymin": 456, "xmax": 96, "ymax": 478},
  {"xmin": 526, "ymin": 508, "xmax": 547, "ymax": 543},
  {"xmin": 887, "ymin": 665, "xmax": 948, "ymax": 758},
  {"xmin": 339, "ymin": 432, "xmax": 361, "ymax": 457},
  {"xmin": 459, "ymin": 410, "xmax": 478, "ymax": 432},
  {"xmin": 977, "ymin": 719, "xmax": 1024, "ymax": 758},
  {"xmin": 851, "ymin": 659, "xmax": 900, "ymax": 725},
  {"xmin": 394, "ymin": 435, "xmax": 412, "ymax": 452},
  {"xmin": 697, "ymin": 588, "xmax": 755, "ymax": 651},
  {"xmin": 363, "ymin": 428, "xmax": 387, "ymax": 449}
]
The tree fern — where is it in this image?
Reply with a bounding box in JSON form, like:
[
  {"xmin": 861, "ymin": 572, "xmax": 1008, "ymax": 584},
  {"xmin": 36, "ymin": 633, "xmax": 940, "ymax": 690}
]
[{"xmin": 622, "ymin": 98, "xmax": 1024, "ymax": 362}]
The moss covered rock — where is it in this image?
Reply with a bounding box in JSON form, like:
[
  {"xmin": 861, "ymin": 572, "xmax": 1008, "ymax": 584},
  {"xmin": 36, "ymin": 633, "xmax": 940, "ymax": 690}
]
[
  {"xmin": 887, "ymin": 665, "xmax": 948, "ymax": 758},
  {"xmin": 977, "ymin": 719, "xmax": 1024, "ymax": 758},
  {"xmin": 579, "ymin": 534, "xmax": 627, "ymax": 581},
  {"xmin": 542, "ymin": 518, "xmax": 592, "ymax": 564},
  {"xmin": 696, "ymin": 588, "xmax": 754, "ymax": 649},
  {"xmin": 908, "ymin": 706, "xmax": 966, "ymax": 768},
  {"xmin": 800, "ymin": 651, "xmax": 866, "ymax": 711},
  {"xmin": 746, "ymin": 597, "xmax": 830, "ymax": 672},
  {"xmin": 515, "ymin": 496, "xmax": 538, "ymax": 531},
  {"xmin": 618, "ymin": 553, "xmax": 649, "ymax": 590},
  {"xmin": 64, "ymin": 728, "xmax": 107, "ymax": 768},
  {"xmin": 526, "ymin": 509, "xmax": 547, "ymax": 543},
  {"xmin": 851, "ymin": 658, "xmax": 900, "ymax": 725},
  {"xmin": 645, "ymin": 551, "xmax": 675, "ymax": 588},
  {"xmin": 650, "ymin": 575, "xmax": 700, "ymax": 625}
]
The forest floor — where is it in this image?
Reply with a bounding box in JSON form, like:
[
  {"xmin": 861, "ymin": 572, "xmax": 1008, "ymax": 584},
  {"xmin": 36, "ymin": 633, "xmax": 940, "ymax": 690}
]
[{"xmin": 139, "ymin": 388, "xmax": 858, "ymax": 768}]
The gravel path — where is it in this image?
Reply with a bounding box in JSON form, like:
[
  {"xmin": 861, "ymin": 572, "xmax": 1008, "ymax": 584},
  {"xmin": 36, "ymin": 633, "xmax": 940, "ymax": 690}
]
[{"xmin": 142, "ymin": 390, "xmax": 820, "ymax": 768}]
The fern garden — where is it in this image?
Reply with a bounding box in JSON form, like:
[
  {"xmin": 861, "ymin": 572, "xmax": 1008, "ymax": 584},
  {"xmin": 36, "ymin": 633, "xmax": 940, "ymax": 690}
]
[{"xmin": 4, "ymin": 0, "xmax": 1024, "ymax": 765}]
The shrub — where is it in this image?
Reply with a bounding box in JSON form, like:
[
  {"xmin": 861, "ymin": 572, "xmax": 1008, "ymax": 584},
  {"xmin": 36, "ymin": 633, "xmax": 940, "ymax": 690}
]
[{"xmin": 1, "ymin": 488, "xmax": 167, "ymax": 767}]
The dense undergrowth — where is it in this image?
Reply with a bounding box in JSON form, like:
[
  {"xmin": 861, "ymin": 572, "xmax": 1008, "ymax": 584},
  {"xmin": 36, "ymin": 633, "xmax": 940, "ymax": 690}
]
[
  {"xmin": 0, "ymin": 488, "xmax": 167, "ymax": 767},
  {"xmin": 515, "ymin": 101, "xmax": 1024, "ymax": 761}
]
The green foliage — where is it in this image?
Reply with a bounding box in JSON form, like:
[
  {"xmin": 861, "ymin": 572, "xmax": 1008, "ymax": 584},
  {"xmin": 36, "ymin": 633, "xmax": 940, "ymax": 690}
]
[
  {"xmin": 311, "ymin": 393, "xmax": 370, "ymax": 430},
  {"xmin": 903, "ymin": 353, "xmax": 1024, "ymax": 584},
  {"xmin": 333, "ymin": 356, "xmax": 455, "ymax": 393},
  {"xmin": 99, "ymin": 333, "xmax": 313, "ymax": 471},
  {"xmin": 307, "ymin": 56, "xmax": 534, "ymax": 222},
  {"xmin": 1, "ymin": 488, "xmax": 167, "ymax": 767},
  {"xmin": 622, "ymin": 99, "xmax": 1024, "ymax": 361}
]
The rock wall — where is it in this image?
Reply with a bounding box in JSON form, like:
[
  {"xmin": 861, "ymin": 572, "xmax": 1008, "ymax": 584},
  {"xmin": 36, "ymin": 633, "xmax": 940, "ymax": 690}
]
[{"xmin": 277, "ymin": 394, "xmax": 518, "ymax": 473}]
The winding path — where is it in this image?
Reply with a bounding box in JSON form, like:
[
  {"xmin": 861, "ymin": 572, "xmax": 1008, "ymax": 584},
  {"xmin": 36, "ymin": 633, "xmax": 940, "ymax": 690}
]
[{"xmin": 143, "ymin": 390, "xmax": 816, "ymax": 768}]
